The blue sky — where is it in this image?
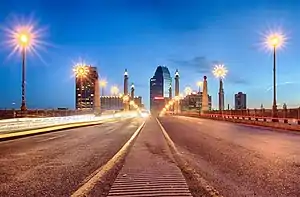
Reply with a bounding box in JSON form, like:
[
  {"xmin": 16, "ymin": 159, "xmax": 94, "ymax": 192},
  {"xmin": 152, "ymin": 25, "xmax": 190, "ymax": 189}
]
[{"xmin": 0, "ymin": 0, "xmax": 299, "ymax": 109}]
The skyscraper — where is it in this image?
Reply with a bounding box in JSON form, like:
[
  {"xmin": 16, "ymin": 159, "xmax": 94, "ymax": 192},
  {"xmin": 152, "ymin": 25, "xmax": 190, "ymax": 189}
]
[
  {"xmin": 150, "ymin": 66, "xmax": 172, "ymax": 113},
  {"xmin": 235, "ymin": 92, "xmax": 247, "ymax": 109},
  {"xmin": 75, "ymin": 66, "xmax": 99, "ymax": 110},
  {"xmin": 181, "ymin": 92, "xmax": 212, "ymax": 111}
]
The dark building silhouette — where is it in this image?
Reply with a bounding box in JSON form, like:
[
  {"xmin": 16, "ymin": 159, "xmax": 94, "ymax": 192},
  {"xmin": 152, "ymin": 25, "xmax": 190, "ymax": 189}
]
[
  {"xmin": 150, "ymin": 66, "xmax": 172, "ymax": 113},
  {"xmin": 235, "ymin": 92, "xmax": 247, "ymax": 109},
  {"xmin": 181, "ymin": 92, "xmax": 212, "ymax": 111},
  {"xmin": 100, "ymin": 96, "xmax": 143, "ymax": 111},
  {"xmin": 75, "ymin": 66, "xmax": 99, "ymax": 110}
]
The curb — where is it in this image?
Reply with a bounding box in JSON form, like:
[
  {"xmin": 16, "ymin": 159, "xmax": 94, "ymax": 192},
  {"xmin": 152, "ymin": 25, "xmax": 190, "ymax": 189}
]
[{"xmin": 156, "ymin": 118, "xmax": 223, "ymax": 197}]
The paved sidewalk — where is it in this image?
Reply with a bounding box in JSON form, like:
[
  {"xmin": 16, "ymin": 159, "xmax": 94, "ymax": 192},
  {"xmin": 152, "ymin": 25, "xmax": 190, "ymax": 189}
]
[{"xmin": 108, "ymin": 117, "xmax": 192, "ymax": 197}]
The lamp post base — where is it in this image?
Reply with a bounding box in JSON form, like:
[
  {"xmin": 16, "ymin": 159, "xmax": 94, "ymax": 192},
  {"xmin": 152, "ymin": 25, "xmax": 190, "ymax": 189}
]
[
  {"xmin": 20, "ymin": 102, "xmax": 27, "ymax": 111},
  {"xmin": 272, "ymin": 104, "xmax": 278, "ymax": 122}
]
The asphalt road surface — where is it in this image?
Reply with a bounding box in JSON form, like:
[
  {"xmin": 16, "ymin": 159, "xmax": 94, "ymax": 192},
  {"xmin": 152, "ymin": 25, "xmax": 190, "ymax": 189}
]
[
  {"xmin": 159, "ymin": 116, "xmax": 300, "ymax": 197},
  {"xmin": 0, "ymin": 118, "xmax": 143, "ymax": 197}
]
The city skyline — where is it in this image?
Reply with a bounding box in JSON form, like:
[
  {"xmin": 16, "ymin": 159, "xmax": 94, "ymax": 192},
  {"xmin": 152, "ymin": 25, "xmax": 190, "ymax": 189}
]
[{"xmin": 1, "ymin": 0, "xmax": 300, "ymax": 109}]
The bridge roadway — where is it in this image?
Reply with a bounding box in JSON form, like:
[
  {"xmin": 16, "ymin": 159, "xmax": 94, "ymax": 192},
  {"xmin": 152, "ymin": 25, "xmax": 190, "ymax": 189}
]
[
  {"xmin": 159, "ymin": 116, "xmax": 300, "ymax": 197},
  {"xmin": 1, "ymin": 115, "xmax": 300, "ymax": 197},
  {"xmin": 0, "ymin": 118, "xmax": 142, "ymax": 196}
]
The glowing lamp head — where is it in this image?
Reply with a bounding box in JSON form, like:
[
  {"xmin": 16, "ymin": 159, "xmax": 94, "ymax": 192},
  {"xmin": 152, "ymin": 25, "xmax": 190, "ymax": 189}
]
[
  {"xmin": 111, "ymin": 86, "xmax": 119, "ymax": 95},
  {"xmin": 264, "ymin": 32, "xmax": 286, "ymax": 50},
  {"xmin": 213, "ymin": 64, "xmax": 228, "ymax": 79},
  {"xmin": 73, "ymin": 64, "xmax": 89, "ymax": 78},
  {"xmin": 15, "ymin": 29, "xmax": 33, "ymax": 48},
  {"xmin": 99, "ymin": 80, "xmax": 107, "ymax": 87},
  {"xmin": 20, "ymin": 34, "xmax": 28, "ymax": 44},
  {"xmin": 184, "ymin": 87, "xmax": 192, "ymax": 96},
  {"xmin": 197, "ymin": 81, "xmax": 203, "ymax": 87}
]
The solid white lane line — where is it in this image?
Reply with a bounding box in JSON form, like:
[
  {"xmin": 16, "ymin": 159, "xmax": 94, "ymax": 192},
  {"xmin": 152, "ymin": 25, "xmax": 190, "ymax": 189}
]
[
  {"xmin": 71, "ymin": 121, "xmax": 145, "ymax": 197},
  {"xmin": 156, "ymin": 118, "xmax": 223, "ymax": 197}
]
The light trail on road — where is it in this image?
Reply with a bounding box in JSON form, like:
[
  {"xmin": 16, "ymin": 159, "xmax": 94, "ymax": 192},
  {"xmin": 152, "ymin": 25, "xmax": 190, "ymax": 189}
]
[
  {"xmin": 0, "ymin": 111, "xmax": 143, "ymax": 133},
  {"xmin": 0, "ymin": 118, "xmax": 144, "ymax": 197}
]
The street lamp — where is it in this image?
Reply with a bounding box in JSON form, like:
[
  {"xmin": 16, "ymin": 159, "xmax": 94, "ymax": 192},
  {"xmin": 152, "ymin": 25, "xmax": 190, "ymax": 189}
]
[
  {"xmin": 196, "ymin": 81, "xmax": 203, "ymax": 115},
  {"xmin": 184, "ymin": 86, "xmax": 192, "ymax": 96},
  {"xmin": 265, "ymin": 32, "xmax": 285, "ymax": 119},
  {"xmin": 212, "ymin": 64, "xmax": 228, "ymax": 79},
  {"xmin": 11, "ymin": 27, "xmax": 34, "ymax": 111},
  {"xmin": 73, "ymin": 64, "xmax": 89, "ymax": 109},
  {"xmin": 197, "ymin": 81, "xmax": 203, "ymax": 93},
  {"xmin": 213, "ymin": 64, "xmax": 228, "ymax": 112},
  {"xmin": 99, "ymin": 79, "xmax": 107, "ymax": 96},
  {"xmin": 111, "ymin": 86, "xmax": 119, "ymax": 96}
]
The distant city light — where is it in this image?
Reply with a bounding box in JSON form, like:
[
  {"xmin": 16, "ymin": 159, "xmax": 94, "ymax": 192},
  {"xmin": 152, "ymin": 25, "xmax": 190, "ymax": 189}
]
[
  {"xmin": 213, "ymin": 64, "xmax": 228, "ymax": 79},
  {"xmin": 99, "ymin": 79, "xmax": 107, "ymax": 87},
  {"xmin": 111, "ymin": 86, "xmax": 119, "ymax": 95},
  {"xmin": 184, "ymin": 86, "xmax": 192, "ymax": 96},
  {"xmin": 197, "ymin": 81, "xmax": 203, "ymax": 87},
  {"xmin": 123, "ymin": 95, "xmax": 129, "ymax": 102}
]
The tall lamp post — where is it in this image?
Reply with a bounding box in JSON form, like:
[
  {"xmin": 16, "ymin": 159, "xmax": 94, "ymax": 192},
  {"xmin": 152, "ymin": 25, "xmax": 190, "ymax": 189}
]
[
  {"xmin": 265, "ymin": 33, "xmax": 285, "ymax": 119},
  {"xmin": 14, "ymin": 30, "xmax": 32, "ymax": 111},
  {"xmin": 111, "ymin": 86, "xmax": 119, "ymax": 96},
  {"xmin": 7, "ymin": 24, "xmax": 45, "ymax": 112},
  {"xmin": 184, "ymin": 86, "xmax": 192, "ymax": 96},
  {"xmin": 99, "ymin": 79, "xmax": 107, "ymax": 96},
  {"xmin": 213, "ymin": 64, "xmax": 228, "ymax": 113},
  {"xmin": 197, "ymin": 81, "xmax": 203, "ymax": 93},
  {"xmin": 196, "ymin": 81, "xmax": 203, "ymax": 115},
  {"xmin": 73, "ymin": 64, "xmax": 89, "ymax": 109}
]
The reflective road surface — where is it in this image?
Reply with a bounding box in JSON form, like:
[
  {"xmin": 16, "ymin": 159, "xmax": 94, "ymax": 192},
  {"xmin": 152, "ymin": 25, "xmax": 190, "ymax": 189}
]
[{"xmin": 159, "ymin": 116, "xmax": 300, "ymax": 197}]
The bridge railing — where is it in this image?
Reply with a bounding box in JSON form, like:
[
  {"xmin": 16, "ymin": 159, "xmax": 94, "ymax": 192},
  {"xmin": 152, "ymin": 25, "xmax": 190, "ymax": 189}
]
[
  {"xmin": 204, "ymin": 108, "xmax": 300, "ymax": 119},
  {"xmin": 178, "ymin": 110, "xmax": 300, "ymax": 131}
]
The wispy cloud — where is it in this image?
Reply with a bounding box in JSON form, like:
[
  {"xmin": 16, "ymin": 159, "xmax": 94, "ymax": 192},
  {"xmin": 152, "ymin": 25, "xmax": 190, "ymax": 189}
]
[
  {"xmin": 169, "ymin": 56, "xmax": 212, "ymax": 73},
  {"xmin": 266, "ymin": 81, "xmax": 296, "ymax": 92},
  {"xmin": 169, "ymin": 56, "xmax": 250, "ymax": 85}
]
